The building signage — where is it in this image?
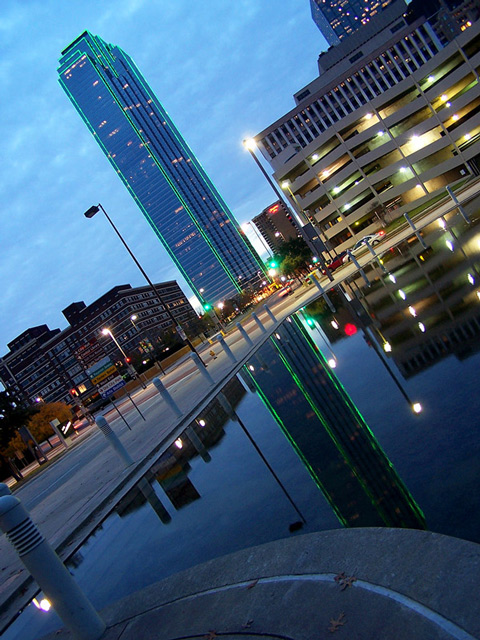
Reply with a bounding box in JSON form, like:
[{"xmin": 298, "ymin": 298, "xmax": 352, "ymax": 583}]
[{"xmin": 78, "ymin": 342, "xmax": 126, "ymax": 399}]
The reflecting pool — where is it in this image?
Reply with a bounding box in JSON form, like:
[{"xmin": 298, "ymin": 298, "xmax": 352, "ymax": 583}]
[{"xmin": 4, "ymin": 207, "xmax": 480, "ymax": 639}]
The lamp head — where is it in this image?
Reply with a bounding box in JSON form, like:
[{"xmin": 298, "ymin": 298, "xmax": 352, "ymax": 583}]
[{"xmin": 84, "ymin": 205, "xmax": 100, "ymax": 218}]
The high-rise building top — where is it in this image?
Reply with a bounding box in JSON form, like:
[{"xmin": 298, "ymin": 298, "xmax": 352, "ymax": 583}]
[
  {"xmin": 58, "ymin": 32, "xmax": 266, "ymax": 308},
  {"xmin": 310, "ymin": 0, "xmax": 397, "ymax": 46},
  {"xmin": 252, "ymin": 201, "xmax": 299, "ymax": 253}
]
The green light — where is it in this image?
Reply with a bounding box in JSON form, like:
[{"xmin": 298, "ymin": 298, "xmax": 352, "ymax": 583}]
[
  {"xmin": 306, "ymin": 317, "xmax": 315, "ymax": 328},
  {"xmin": 203, "ymin": 303, "xmax": 212, "ymax": 311},
  {"xmin": 269, "ymin": 260, "xmax": 278, "ymax": 269}
]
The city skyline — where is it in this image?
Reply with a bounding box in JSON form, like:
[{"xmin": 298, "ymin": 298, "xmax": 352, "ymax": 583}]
[
  {"xmin": 59, "ymin": 32, "xmax": 267, "ymax": 306},
  {"xmin": 0, "ymin": 1, "xmax": 328, "ymax": 355}
]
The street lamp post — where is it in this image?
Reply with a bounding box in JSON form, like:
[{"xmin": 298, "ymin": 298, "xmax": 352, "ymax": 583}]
[
  {"xmin": 84, "ymin": 204, "xmax": 205, "ymax": 365},
  {"xmin": 101, "ymin": 327, "xmax": 146, "ymax": 389},
  {"xmin": 243, "ymin": 140, "xmax": 333, "ymax": 281}
]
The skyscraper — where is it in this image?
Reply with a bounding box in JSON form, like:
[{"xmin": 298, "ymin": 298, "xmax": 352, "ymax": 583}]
[
  {"xmin": 310, "ymin": 0, "xmax": 396, "ymax": 46},
  {"xmin": 58, "ymin": 32, "xmax": 266, "ymax": 307}
]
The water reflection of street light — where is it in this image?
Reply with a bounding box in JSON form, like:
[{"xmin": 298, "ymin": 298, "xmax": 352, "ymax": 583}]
[{"xmin": 84, "ymin": 203, "xmax": 204, "ymax": 364}]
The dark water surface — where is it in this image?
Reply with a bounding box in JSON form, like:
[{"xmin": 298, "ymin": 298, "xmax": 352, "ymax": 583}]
[{"xmin": 4, "ymin": 211, "xmax": 480, "ymax": 639}]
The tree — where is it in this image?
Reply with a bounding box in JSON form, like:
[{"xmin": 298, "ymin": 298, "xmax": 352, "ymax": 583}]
[
  {"xmin": 275, "ymin": 237, "xmax": 313, "ymax": 277},
  {"xmin": 0, "ymin": 389, "xmax": 37, "ymax": 450}
]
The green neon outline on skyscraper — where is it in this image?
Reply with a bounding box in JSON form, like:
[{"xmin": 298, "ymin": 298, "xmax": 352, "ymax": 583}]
[{"xmin": 58, "ymin": 31, "xmax": 268, "ymax": 304}]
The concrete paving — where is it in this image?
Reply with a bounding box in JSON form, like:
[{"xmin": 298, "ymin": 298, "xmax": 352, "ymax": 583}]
[{"xmin": 44, "ymin": 528, "xmax": 480, "ymax": 640}]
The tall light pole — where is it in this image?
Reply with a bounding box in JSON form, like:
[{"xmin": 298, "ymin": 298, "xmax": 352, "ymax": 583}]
[
  {"xmin": 84, "ymin": 204, "xmax": 205, "ymax": 365},
  {"xmin": 102, "ymin": 327, "xmax": 146, "ymax": 389},
  {"xmin": 243, "ymin": 140, "xmax": 333, "ymax": 281}
]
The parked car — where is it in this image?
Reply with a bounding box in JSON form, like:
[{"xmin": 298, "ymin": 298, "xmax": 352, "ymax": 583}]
[
  {"xmin": 321, "ymin": 251, "xmax": 347, "ymax": 274},
  {"xmin": 343, "ymin": 230, "xmax": 386, "ymax": 262}
]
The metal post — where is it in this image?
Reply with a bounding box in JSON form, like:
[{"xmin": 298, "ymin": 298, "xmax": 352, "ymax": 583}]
[
  {"xmin": 263, "ymin": 304, "xmax": 277, "ymax": 324},
  {"xmin": 346, "ymin": 250, "xmax": 371, "ymax": 287},
  {"xmin": 363, "ymin": 239, "xmax": 387, "ymax": 274},
  {"xmin": 189, "ymin": 352, "xmax": 215, "ymax": 385},
  {"xmin": 446, "ymin": 185, "xmax": 470, "ymax": 223},
  {"xmin": 185, "ymin": 425, "xmax": 211, "ymax": 463},
  {"xmin": 236, "ymin": 322, "xmax": 254, "ymax": 347},
  {"xmin": 215, "ymin": 334, "xmax": 237, "ymax": 364},
  {"xmin": 152, "ymin": 377, "xmax": 182, "ymax": 418},
  {"xmin": 309, "ymin": 275, "xmax": 336, "ymax": 312},
  {"xmin": 403, "ymin": 213, "xmax": 427, "ymax": 249},
  {"xmin": 251, "ymin": 312, "xmax": 267, "ymax": 334},
  {"xmin": 0, "ymin": 495, "xmax": 105, "ymax": 640},
  {"xmin": 95, "ymin": 415, "xmax": 133, "ymax": 466}
]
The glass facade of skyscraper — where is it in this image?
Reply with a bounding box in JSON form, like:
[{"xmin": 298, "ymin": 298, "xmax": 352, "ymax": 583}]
[
  {"xmin": 310, "ymin": 0, "xmax": 395, "ymax": 46},
  {"xmin": 58, "ymin": 32, "xmax": 266, "ymax": 306}
]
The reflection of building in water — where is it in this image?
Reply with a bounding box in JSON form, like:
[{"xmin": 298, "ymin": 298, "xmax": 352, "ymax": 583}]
[
  {"xmin": 147, "ymin": 377, "xmax": 247, "ymax": 510},
  {"xmin": 243, "ymin": 315, "xmax": 425, "ymax": 529},
  {"xmin": 155, "ymin": 460, "xmax": 201, "ymax": 510},
  {"xmin": 356, "ymin": 216, "xmax": 480, "ymax": 377}
]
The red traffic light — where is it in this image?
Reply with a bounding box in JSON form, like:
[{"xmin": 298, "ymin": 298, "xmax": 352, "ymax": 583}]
[{"xmin": 344, "ymin": 323, "xmax": 357, "ymax": 336}]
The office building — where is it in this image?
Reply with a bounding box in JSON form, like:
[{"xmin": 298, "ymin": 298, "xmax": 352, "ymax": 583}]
[
  {"xmin": 252, "ymin": 201, "xmax": 300, "ymax": 253},
  {"xmin": 58, "ymin": 32, "xmax": 266, "ymax": 308},
  {"xmin": 253, "ymin": 15, "xmax": 480, "ymax": 253},
  {"xmin": 0, "ymin": 281, "xmax": 197, "ymax": 407},
  {"xmin": 310, "ymin": 0, "xmax": 396, "ymax": 46}
]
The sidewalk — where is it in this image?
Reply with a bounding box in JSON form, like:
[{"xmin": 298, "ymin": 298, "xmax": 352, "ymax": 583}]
[{"xmin": 44, "ymin": 528, "xmax": 480, "ymax": 640}]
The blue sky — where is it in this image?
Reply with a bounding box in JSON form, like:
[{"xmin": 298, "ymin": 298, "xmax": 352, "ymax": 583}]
[{"xmin": 0, "ymin": 0, "xmax": 327, "ymax": 353}]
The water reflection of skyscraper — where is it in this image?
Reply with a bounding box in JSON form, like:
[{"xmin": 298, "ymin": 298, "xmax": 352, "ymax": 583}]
[{"xmin": 243, "ymin": 315, "xmax": 426, "ymax": 530}]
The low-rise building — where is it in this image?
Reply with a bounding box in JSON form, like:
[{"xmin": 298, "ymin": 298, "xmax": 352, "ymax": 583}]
[{"xmin": 0, "ymin": 281, "xmax": 198, "ymax": 407}]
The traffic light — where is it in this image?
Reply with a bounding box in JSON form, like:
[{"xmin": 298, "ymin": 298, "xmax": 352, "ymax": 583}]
[
  {"xmin": 312, "ymin": 256, "xmax": 318, "ymax": 263},
  {"xmin": 269, "ymin": 260, "xmax": 278, "ymax": 269},
  {"xmin": 70, "ymin": 388, "xmax": 78, "ymax": 396},
  {"xmin": 203, "ymin": 303, "xmax": 212, "ymax": 311},
  {"xmin": 125, "ymin": 357, "xmax": 132, "ymax": 364},
  {"xmin": 344, "ymin": 323, "xmax": 357, "ymax": 336},
  {"xmin": 305, "ymin": 317, "xmax": 315, "ymax": 329}
]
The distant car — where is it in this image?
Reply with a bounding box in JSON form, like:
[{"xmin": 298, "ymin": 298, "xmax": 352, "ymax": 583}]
[
  {"xmin": 278, "ymin": 285, "xmax": 293, "ymax": 297},
  {"xmin": 343, "ymin": 231, "xmax": 386, "ymax": 262},
  {"xmin": 321, "ymin": 251, "xmax": 347, "ymax": 274}
]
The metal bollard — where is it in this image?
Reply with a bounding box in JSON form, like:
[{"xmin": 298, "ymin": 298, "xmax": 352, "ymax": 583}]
[
  {"xmin": 263, "ymin": 304, "xmax": 277, "ymax": 324},
  {"xmin": 0, "ymin": 496, "xmax": 106, "ymax": 640},
  {"xmin": 446, "ymin": 185, "xmax": 470, "ymax": 223},
  {"xmin": 310, "ymin": 276, "xmax": 337, "ymax": 312},
  {"xmin": 236, "ymin": 322, "xmax": 254, "ymax": 347},
  {"xmin": 95, "ymin": 415, "xmax": 133, "ymax": 467},
  {"xmin": 0, "ymin": 482, "xmax": 12, "ymax": 497},
  {"xmin": 251, "ymin": 312, "xmax": 267, "ymax": 334},
  {"xmin": 190, "ymin": 352, "xmax": 215, "ymax": 385},
  {"xmin": 403, "ymin": 213, "xmax": 427, "ymax": 249},
  {"xmin": 215, "ymin": 334, "xmax": 237, "ymax": 364},
  {"xmin": 363, "ymin": 239, "xmax": 387, "ymax": 274},
  {"xmin": 185, "ymin": 425, "xmax": 211, "ymax": 463},
  {"xmin": 346, "ymin": 251, "xmax": 371, "ymax": 287},
  {"xmin": 152, "ymin": 377, "xmax": 182, "ymax": 418}
]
